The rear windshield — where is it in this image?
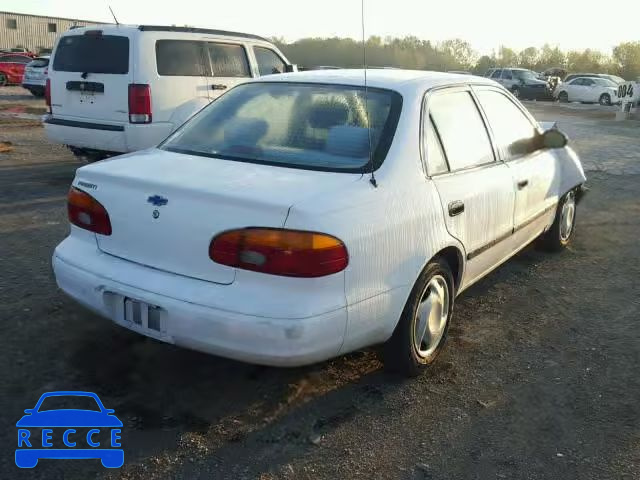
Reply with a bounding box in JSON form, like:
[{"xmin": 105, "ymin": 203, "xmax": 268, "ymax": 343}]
[
  {"xmin": 29, "ymin": 57, "xmax": 49, "ymax": 68},
  {"xmin": 53, "ymin": 34, "xmax": 129, "ymax": 74},
  {"xmin": 162, "ymin": 82, "xmax": 402, "ymax": 173}
]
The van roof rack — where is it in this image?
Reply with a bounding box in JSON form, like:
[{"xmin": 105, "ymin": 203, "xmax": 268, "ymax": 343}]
[{"xmin": 137, "ymin": 25, "xmax": 269, "ymax": 42}]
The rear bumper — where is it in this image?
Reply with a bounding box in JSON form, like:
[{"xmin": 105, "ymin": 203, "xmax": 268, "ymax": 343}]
[
  {"xmin": 22, "ymin": 82, "xmax": 45, "ymax": 90},
  {"xmin": 44, "ymin": 116, "xmax": 174, "ymax": 153},
  {"xmin": 52, "ymin": 237, "xmax": 347, "ymax": 367}
]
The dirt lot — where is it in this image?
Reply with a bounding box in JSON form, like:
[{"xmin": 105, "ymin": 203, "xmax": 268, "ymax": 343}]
[{"xmin": 0, "ymin": 86, "xmax": 638, "ymax": 479}]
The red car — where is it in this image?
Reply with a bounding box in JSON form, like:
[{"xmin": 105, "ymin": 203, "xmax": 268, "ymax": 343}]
[{"xmin": 0, "ymin": 54, "xmax": 34, "ymax": 86}]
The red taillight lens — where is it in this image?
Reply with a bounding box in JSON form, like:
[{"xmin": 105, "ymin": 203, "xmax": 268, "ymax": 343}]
[
  {"xmin": 45, "ymin": 78, "xmax": 51, "ymax": 113},
  {"xmin": 67, "ymin": 187, "xmax": 112, "ymax": 235},
  {"xmin": 128, "ymin": 84, "xmax": 152, "ymax": 124},
  {"xmin": 209, "ymin": 228, "xmax": 348, "ymax": 278}
]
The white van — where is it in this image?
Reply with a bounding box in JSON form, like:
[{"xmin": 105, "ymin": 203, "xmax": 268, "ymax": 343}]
[{"xmin": 44, "ymin": 25, "xmax": 295, "ymax": 161}]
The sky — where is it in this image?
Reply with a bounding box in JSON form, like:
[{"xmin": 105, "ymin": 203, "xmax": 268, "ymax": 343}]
[{"xmin": 4, "ymin": 0, "xmax": 639, "ymax": 54}]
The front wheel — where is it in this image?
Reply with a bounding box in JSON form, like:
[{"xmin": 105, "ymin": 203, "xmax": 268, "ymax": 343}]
[
  {"xmin": 541, "ymin": 190, "xmax": 577, "ymax": 251},
  {"xmin": 383, "ymin": 258, "xmax": 455, "ymax": 377},
  {"xmin": 599, "ymin": 93, "xmax": 612, "ymax": 106},
  {"xmin": 558, "ymin": 91, "xmax": 569, "ymax": 103}
]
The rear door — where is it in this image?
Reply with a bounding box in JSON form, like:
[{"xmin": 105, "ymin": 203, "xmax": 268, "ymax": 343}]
[
  {"xmin": 425, "ymin": 87, "xmax": 515, "ymax": 287},
  {"xmin": 473, "ymin": 86, "xmax": 558, "ymax": 249},
  {"xmin": 581, "ymin": 78, "xmax": 598, "ymax": 102},
  {"xmin": 50, "ymin": 31, "xmax": 132, "ymax": 123},
  {"xmin": 151, "ymin": 38, "xmax": 210, "ymax": 122},
  {"xmin": 203, "ymin": 41, "xmax": 253, "ymax": 100}
]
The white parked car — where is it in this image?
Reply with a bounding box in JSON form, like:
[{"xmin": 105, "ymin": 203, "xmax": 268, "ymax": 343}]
[
  {"xmin": 52, "ymin": 70, "xmax": 586, "ymax": 376},
  {"xmin": 22, "ymin": 56, "xmax": 49, "ymax": 97},
  {"xmin": 44, "ymin": 25, "xmax": 295, "ymax": 162},
  {"xmin": 555, "ymin": 76, "xmax": 619, "ymax": 105}
]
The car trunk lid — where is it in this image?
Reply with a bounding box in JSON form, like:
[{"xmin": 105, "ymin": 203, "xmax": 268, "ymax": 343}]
[{"xmin": 75, "ymin": 149, "xmax": 360, "ymax": 284}]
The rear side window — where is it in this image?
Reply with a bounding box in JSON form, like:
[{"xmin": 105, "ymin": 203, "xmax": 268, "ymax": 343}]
[
  {"xmin": 490, "ymin": 69, "xmax": 502, "ymax": 79},
  {"xmin": 156, "ymin": 40, "xmax": 205, "ymax": 76},
  {"xmin": 53, "ymin": 35, "xmax": 129, "ymax": 74},
  {"xmin": 1, "ymin": 55, "xmax": 31, "ymax": 63},
  {"xmin": 254, "ymin": 47, "xmax": 287, "ymax": 76},
  {"xmin": 424, "ymin": 116, "xmax": 448, "ymax": 175},
  {"xmin": 206, "ymin": 43, "xmax": 250, "ymax": 77},
  {"xmin": 429, "ymin": 91, "xmax": 494, "ymax": 171}
]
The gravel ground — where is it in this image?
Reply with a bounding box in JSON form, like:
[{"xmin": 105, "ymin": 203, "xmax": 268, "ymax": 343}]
[{"xmin": 0, "ymin": 86, "xmax": 638, "ymax": 479}]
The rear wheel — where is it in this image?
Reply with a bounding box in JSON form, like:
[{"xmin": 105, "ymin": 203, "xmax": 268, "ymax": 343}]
[
  {"xmin": 0, "ymin": 73, "xmax": 7, "ymax": 87},
  {"xmin": 558, "ymin": 91, "xmax": 569, "ymax": 103},
  {"xmin": 511, "ymin": 86, "xmax": 521, "ymax": 99},
  {"xmin": 599, "ymin": 93, "xmax": 612, "ymax": 106},
  {"xmin": 541, "ymin": 190, "xmax": 577, "ymax": 251},
  {"xmin": 383, "ymin": 258, "xmax": 454, "ymax": 377}
]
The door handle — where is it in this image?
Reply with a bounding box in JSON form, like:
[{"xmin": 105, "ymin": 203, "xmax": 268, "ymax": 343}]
[
  {"xmin": 448, "ymin": 200, "xmax": 465, "ymax": 217},
  {"xmin": 517, "ymin": 179, "xmax": 529, "ymax": 189},
  {"xmin": 211, "ymin": 84, "xmax": 228, "ymax": 90}
]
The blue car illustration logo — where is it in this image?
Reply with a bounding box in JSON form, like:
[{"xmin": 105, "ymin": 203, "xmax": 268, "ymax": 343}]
[{"xmin": 16, "ymin": 391, "xmax": 123, "ymax": 468}]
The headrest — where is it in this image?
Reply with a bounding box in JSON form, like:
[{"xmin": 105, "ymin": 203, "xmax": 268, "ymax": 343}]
[
  {"xmin": 224, "ymin": 118, "xmax": 268, "ymax": 146},
  {"xmin": 308, "ymin": 102, "xmax": 349, "ymax": 129},
  {"xmin": 325, "ymin": 126, "xmax": 370, "ymax": 158}
]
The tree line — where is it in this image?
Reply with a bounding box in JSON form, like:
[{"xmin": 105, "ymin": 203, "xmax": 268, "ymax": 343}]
[{"xmin": 273, "ymin": 37, "xmax": 640, "ymax": 80}]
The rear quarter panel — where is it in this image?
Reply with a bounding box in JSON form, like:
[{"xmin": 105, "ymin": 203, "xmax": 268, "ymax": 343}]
[{"xmin": 284, "ymin": 90, "xmax": 462, "ymax": 353}]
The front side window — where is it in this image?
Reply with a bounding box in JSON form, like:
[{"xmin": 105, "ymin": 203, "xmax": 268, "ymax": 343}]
[
  {"xmin": 162, "ymin": 82, "xmax": 402, "ymax": 172},
  {"xmin": 502, "ymin": 69, "xmax": 513, "ymax": 80},
  {"xmin": 206, "ymin": 43, "xmax": 250, "ymax": 77},
  {"xmin": 568, "ymin": 78, "xmax": 583, "ymax": 86},
  {"xmin": 490, "ymin": 69, "xmax": 502, "ymax": 79},
  {"xmin": 475, "ymin": 89, "xmax": 538, "ymax": 161},
  {"xmin": 53, "ymin": 35, "xmax": 129, "ymax": 74},
  {"xmin": 156, "ymin": 40, "xmax": 205, "ymax": 76},
  {"xmin": 428, "ymin": 91, "xmax": 494, "ymax": 171},
  {"xmin": 512, "ymin": 70, "xmax": 538, "ymax": 82},
  {"xmin": 254, "ymin": 47, "xmax": 287, "ymax": 76}
]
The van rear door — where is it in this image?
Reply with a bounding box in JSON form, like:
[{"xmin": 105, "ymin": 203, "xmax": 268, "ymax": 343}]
[
  {"xmin": 202, "ymin": 41, "xmax": 254, "ymax": 100},
  {"xmin": 50, "ymin": 30, "xmax": 132, "ymax": 124}
]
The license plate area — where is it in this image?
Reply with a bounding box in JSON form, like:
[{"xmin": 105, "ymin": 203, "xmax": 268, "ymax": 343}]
[{"xmin": 116, "ymin": 296, "xmax": 166, "ymax": 337}]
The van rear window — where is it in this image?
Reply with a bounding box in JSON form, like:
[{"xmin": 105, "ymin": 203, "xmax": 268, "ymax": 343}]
[{"xmin": 53, "ymin": 35, "xmax": 129, "ymax": 74}]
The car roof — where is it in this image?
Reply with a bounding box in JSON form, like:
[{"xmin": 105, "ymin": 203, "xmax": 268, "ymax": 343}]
[
  {"xmin": 253, "ymin": 69, "xmax": 494, "ymax": 93},
  {"xmin": 63, "ymin": 24, "xmax": 272, "ymax": 44}
]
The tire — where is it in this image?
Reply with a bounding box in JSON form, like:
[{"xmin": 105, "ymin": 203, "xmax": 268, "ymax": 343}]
[
  {"xmin": 558, "ymin": 91, "xmax": 569, "ymax": 103},
  {"xmin": 0, "ymin": 73, "xmax": 7, "ymax": 87},
  {"xmin": 383, "ymin": 257, "xmax": 455, "ymax": 377},
  {"xmin": 599, "ymin": 93, "xmax": 611, "ymax": 106},
  {"xmin": 541, "ymin": 189, "xmax": 577, "ymax": 252},
  {"xmin": 511, "ymin": 86, "xmax": 521, "ymax": 99}
]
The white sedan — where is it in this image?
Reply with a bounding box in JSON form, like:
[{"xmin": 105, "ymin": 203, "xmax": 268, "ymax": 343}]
[
  {"xmin": 53, "ymin": 70, "xmax": 586, "ymax": 376},
  {"xmin": 555, "ymin": 76, "xmax": 619, "ymax": 105}
]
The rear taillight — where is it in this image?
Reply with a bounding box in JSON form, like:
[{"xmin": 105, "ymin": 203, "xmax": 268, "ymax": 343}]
[
  {"xmin": 209, "ymin": 228, "xmax": 348, "ymax": 278},
  {"xmin": 128, "ymin": 84, "xmax": 152, "ymax": 124},
  {"xmin": 67, "ymin": 187, "xmax": 112, "ymax": 235},
  {"xmin": 45, "ymin": 78, "xmax": 51, "ymax": 113}
]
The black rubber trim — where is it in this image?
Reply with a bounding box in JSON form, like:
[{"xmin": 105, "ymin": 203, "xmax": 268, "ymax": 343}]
[
  {"xmin": 138, "ymin": 25, "xmax": 269, "ymax": 42},
  {"xmin": 466, "ymin": 203, "xmax": 557, "ymax": 261},
  {"xmin": 44, "ymin": 118, "xmax": 124, "ymax": 132}
]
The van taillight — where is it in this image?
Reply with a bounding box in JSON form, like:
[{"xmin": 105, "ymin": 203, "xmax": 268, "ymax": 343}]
[
  {"xmin": 67, "ymin": 187, "xmax": 112, "ymax": 235},
  {"xmin": 209, "ymin": 228, "xmax": 349, "ymax": 277},
  {"xmin": 128, "ymin": 84, "xmax": 152, "ymax": 124},
  {"xmin": 45, "ymin": 78, "xmax": 51, "ymax": 113}
]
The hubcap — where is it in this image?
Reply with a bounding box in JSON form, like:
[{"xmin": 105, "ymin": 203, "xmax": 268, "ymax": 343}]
[
  {"xmin": 560, "ymin": 191, "xmax": 576, "ymax": 241},
  {"xmin": 413, "ymin": 275, "xmax": 449, "ymax": 358}
]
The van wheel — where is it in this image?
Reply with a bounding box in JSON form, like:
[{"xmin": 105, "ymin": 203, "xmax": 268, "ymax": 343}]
[
  {"xmin": 0, "ymin": 74, "xmax": 7, "ymax": 87},
  {"xmin": 383, "ymin": 257, "xmax": 454, "ymax": 377}
]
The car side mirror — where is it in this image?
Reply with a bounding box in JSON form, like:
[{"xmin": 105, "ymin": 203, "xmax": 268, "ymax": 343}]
[
  {"xmin": 105, "ymin": 409, "xmax": 115, "ymax": 414},
  {"xmin": 542, "ymin": 129, "xmax": 568, "ymax": 149},
  {"xmin": 24, "ymin": 409, "xmax": 34, "ymax": 414},
  {"xmin": 284, "ymin": 64, "xmax": 298, "ymax": 73}
]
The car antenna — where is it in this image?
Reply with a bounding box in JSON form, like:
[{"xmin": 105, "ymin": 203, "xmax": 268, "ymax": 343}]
[
  {"xmin": 108, "ymin": 6, "xmax": 120, "ymax": 26},
  {"xmin": 361, "ymin": 0, "xmax": 377, "ymax": 188}
]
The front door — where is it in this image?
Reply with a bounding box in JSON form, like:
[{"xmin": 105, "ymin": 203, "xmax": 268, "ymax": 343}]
[
  {"xmin": 203, "ymin": 41, "xmax": 253, "ymax": 101},
  {"xmin": 473, "ymin": 86, "xmax": 558, "ymax": 250},
  {"xmin": 425, "ymin": 87, "xmax": 516, "ymax": 288}
]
